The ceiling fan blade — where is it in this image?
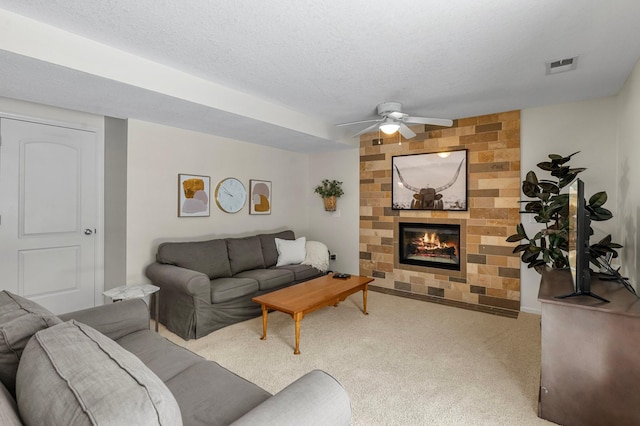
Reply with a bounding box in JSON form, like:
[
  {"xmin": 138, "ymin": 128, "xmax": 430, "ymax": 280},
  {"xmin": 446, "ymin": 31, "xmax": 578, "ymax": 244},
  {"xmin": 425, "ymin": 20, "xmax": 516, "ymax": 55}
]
[
  {"xmin": 351, "ymin": 123, "xmax": 380, "ymax": 137},
  {"xmin": 336, "ymin": 118, "xmax": 381, "ymax": 126},
  {"xmin": 399, "ymin": 123, "xmax": 416, "ymax": 139},
  {"xmin": 405, "ymin": 116, "xmax": 453, "ymax": 127}
]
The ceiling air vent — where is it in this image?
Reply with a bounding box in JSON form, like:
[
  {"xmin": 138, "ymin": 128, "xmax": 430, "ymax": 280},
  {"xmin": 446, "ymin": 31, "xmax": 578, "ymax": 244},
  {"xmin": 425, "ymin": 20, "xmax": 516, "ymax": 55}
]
[{"xmin": 545, "ymin": 56, "xmax": 579, "ymax": 75}]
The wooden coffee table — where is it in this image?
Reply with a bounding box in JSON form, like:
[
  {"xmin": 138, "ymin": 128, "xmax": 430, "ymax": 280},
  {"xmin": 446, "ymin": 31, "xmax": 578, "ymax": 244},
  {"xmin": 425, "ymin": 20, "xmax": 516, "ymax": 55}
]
[{"xmin": 252, "ymin": 274, "xmax": 373, "ymax": 354}]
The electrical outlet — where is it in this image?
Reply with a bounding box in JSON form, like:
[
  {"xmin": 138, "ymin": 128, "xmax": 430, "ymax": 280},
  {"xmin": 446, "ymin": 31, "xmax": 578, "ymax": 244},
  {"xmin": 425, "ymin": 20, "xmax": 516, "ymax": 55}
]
[{"xmin": 330, "ymin": 253, "xmax": 337, "ymax": 260}]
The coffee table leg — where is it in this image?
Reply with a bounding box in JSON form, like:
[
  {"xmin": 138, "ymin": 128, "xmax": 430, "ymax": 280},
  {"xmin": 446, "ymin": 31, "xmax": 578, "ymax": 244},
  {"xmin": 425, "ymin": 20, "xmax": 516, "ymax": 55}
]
[
  {"xmin": 293, "ymin": 312, "xmax": 302, "ymax": 355},
  {"xmin": 363, "ymin": 286, "xmax": 369, "ymax": 315},
  {"xmin": 260, "ymin": 304, "xmax": 268, "ymax": 340}
]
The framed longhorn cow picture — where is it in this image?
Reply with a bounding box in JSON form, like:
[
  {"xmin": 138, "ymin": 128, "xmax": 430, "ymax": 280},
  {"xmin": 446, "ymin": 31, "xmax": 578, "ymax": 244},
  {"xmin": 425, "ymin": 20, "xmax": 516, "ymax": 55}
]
[{"xmin": 392, "ymin": 150, "xmax": 468, "ymax": 211}]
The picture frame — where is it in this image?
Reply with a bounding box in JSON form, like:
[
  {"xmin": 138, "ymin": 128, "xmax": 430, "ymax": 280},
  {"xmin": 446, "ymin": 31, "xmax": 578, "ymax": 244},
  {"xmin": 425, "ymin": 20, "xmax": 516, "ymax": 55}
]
[
  {"xmin": 178, "ymin": 174, "xmax": 210, "ymax": 217},
  {"xmin": 392, "ymin": 150, "xmax": 468, "ymax": 211},
  {"xmin": 249, "ymin": 179, "xmax": 272, "ymax": 215}
]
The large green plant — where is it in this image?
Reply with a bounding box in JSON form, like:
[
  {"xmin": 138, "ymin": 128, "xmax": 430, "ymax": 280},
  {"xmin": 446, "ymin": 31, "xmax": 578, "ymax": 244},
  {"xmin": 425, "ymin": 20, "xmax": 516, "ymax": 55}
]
[{"xmin": 507, "ymin": 152, "xmax": 621, "ymax": 270}]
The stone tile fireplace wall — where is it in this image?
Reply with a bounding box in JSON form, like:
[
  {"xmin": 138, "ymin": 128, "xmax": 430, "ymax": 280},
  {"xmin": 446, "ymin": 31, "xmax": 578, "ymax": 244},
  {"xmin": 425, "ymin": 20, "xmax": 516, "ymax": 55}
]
[{"xmin": 359, "ymin": 111, "xmax": 521, "ymax": 312}]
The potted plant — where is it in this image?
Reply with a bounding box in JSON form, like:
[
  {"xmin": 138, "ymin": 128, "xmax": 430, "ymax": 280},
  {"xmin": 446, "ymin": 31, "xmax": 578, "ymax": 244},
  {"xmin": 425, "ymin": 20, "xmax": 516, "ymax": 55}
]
[
  {"xmin": 314, "ymin": 179, "xmax": 344, "ymax": 211},
  {"xmin": 506, "ymin": 152, "xmax": 621, "ymax": 271}
]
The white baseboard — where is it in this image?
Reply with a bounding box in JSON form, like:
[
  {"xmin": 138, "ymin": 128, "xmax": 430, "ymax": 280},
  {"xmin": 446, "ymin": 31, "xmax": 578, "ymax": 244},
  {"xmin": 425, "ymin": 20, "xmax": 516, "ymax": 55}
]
[{"xmin": 520, "ymin": 306, "xmax": 541, "ymax": 315}]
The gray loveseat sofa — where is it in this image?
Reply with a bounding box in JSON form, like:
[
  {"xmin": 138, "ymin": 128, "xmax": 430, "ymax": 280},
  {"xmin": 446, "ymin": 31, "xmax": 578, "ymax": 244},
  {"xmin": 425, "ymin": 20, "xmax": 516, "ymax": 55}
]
[
  {"xmin": 0, "ymin": 290, "xmax": 351, "ymax": 425},
  {"xmin": 146, "ymin": 230, "xmax": 325, "ymax": 340}
]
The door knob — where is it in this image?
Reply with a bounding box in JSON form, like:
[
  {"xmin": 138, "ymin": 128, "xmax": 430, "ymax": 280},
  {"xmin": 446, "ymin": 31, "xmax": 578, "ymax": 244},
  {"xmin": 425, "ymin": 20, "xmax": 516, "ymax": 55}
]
[{"xmin": 84, "ymin": 229, "xmax": 93, "ymax": 235}]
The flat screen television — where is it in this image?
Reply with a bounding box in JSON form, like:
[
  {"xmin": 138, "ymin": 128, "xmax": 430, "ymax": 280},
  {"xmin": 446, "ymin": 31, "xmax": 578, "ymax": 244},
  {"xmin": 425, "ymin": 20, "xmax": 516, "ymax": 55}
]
[{"xmin": 556, "ymin": 178, "xmax": 609, "ymax": 302}]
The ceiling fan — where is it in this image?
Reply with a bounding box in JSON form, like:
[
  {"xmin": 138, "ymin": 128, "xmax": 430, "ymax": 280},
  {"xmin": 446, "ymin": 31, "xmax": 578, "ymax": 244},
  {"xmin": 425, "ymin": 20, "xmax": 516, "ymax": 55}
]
[{"xmin": 337, "ymin": 101, "xmax": 453, "ymax": 139}]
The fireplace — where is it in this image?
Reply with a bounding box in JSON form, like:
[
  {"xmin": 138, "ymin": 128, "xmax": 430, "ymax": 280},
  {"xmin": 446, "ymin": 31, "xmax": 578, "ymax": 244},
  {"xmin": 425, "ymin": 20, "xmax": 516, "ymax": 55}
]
[{"xmin": 399, "ymin": 222, "xmax": 461, "ymax": 271}]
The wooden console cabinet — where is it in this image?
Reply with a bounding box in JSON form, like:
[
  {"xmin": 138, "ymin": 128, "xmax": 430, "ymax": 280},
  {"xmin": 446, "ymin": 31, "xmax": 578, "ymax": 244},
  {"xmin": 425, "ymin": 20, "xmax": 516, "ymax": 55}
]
[{"xmin": 538, "ymin": 268, "xmax": 640, "ymax": 425}]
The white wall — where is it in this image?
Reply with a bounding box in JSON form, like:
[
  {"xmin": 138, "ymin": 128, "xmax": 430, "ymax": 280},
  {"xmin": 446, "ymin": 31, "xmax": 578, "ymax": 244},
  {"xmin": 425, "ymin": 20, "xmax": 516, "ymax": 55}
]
[
  {"xmin": 616, "ymin": 59, "xmax": 640, "ymax": 289},
  {"xmin": 307, "ymin": 149, "xmax": 361, "ymax": 275},
  {"xmin": 520, "ymin": 96, "xmax": 618, "ymax": 313},
  {"xmin": 104, "ymin": 117, "xmax": 128, "ymax": 291},
  {"xmin": 126, "ymin": 120, "xmax": 312, "ymax": 283}
]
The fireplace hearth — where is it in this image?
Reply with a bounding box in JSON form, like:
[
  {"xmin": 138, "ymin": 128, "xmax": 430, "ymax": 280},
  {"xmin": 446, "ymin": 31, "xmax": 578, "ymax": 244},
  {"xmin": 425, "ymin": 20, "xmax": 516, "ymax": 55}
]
[{"xmin": 399, "ymin": 222, "xmax": 461, "ymax": 271}]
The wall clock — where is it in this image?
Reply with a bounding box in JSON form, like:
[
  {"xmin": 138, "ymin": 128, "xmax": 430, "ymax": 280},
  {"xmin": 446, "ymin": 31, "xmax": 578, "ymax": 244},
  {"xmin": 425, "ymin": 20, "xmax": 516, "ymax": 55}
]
[{"xmin": 215, "ymin": 177, "xmax": 247, "ymax": 213}]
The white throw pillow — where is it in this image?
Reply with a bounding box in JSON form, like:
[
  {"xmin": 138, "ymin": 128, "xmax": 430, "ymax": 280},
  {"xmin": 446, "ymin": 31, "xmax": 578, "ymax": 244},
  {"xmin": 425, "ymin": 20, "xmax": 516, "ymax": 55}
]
[{"xmin": 275, "ymin": 237, "xmax": 306, "ymax": 267}]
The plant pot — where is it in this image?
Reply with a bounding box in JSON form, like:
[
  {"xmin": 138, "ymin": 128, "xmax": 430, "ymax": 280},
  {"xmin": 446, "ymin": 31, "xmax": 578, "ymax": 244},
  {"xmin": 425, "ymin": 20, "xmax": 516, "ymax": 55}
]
[{"xmin": 323, "ymin": 196, "xmax": 337, "ymax": 212}]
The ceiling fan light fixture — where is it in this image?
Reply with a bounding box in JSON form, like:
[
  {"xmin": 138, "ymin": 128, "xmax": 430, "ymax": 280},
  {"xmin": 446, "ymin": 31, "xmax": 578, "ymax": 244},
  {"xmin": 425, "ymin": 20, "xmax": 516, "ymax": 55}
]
[
  {"xmin": 379, "ymin": 122, "xmax": 400, "ymax": 135},
  {"xmin": 340, "ymin": 102, "xmax": 452, "ymax": 138}
]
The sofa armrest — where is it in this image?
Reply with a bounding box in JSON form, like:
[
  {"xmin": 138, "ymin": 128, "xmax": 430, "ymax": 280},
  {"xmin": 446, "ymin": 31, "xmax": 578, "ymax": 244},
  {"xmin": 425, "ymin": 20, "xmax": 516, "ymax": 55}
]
[
  {"xmin": 145, "ymin": 263, "xmax": 210, "ymax": 299},
  {"xmin": 230, "ymin": 370, "xmax": 351, "ymax": 426},
  {"xmin": 58, "ymin": 299, "xmax": 150, "ymax": 341}
]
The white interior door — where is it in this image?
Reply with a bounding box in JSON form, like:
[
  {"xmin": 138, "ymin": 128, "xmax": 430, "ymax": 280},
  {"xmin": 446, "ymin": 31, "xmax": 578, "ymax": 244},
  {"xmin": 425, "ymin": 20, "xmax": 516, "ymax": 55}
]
[{"xmin": 0, "ymin": 118, "xmax": 98, "ymax": 313}]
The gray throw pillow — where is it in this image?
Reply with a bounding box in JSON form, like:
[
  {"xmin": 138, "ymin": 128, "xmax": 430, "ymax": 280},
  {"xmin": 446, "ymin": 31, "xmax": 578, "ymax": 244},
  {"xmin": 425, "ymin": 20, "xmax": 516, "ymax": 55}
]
[
  {"xmin": 16, "ymin": 320, "xmax": 183, "ymax": 426},
  {"xmin": 0, "ymin": 291, "xmax": 61, "ymax": 396}
]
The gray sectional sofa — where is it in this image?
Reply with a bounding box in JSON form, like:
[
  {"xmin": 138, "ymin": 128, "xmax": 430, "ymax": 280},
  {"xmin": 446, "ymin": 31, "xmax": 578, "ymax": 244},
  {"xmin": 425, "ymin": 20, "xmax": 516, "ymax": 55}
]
[
  {"xmin": 0, "ymin": 290, "xmax": 351, "ymax": 425},
  {"xmin": 146, "ymin": 230, "xmax": 325, "ymax": 340}
]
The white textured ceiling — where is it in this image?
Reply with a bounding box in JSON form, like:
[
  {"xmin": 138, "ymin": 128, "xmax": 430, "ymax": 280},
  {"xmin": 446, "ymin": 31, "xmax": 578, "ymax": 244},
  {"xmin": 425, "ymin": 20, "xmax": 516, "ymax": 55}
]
[{"xmin": 1, "ymin": 0, "xmax": 639, "ymax": 152}]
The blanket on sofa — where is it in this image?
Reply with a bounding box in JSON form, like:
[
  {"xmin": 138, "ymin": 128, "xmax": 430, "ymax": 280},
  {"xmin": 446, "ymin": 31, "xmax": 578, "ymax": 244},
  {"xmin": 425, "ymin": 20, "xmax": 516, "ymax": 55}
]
[{"xmin": 302, "ymin": 241, "xmax": 329, "ymax": 272}]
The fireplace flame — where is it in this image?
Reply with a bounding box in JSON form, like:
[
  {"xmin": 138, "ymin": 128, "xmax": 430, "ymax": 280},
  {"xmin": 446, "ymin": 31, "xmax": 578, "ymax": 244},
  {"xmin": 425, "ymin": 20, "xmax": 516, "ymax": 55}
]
[{"xmin": 423, "ymin": 232, "xmax": 447, "ymax": 249}]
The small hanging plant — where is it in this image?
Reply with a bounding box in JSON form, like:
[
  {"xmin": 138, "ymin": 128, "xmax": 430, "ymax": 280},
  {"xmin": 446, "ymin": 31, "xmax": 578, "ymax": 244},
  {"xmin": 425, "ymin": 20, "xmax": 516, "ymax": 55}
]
[
  {"xmin": 314, "ymin": 179, "xmax": 344, "ymax": 198},
  {"xmin": 314, "ymin": 179, "xmax": 344, "ymax": 212},
  {"xmin": 506, "ymin": 152, "xmax": 621, "ymax": 270}
]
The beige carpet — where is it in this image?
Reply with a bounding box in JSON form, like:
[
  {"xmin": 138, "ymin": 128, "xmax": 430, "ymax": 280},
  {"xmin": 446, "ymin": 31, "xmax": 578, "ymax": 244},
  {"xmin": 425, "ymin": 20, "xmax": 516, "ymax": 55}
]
[{"xmin": 160, "ymin": 291, "xmax": 554, "ymax": 425}]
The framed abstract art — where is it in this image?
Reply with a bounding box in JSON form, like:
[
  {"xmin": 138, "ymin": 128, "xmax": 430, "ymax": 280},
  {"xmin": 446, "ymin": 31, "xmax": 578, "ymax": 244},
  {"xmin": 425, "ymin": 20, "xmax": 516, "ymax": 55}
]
[
  {"xmin": 249, "ymin": 179, "xmax": 272, "ymax": 215},
  {"xmin": 178, "ymin": 174, "xmax": 210, "ymax": 217}
]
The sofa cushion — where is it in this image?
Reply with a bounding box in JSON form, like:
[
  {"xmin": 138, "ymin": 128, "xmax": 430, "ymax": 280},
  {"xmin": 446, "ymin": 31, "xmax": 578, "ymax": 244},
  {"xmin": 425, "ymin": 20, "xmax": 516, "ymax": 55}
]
[
  {"xmin": 226, "ymin": 236, "xmax": 266, "ymax": 275},
  {"xmin": 235, "ymin": 269, "xmax": 294, "ymax": 291},
  {"xmin": 210, "ymin": 277, "xmax": 260, "ymax": 303},
  {"xmin": 116, "ymin": 328, "xmax": 272, "ymax": 425},
  {"xmin": 0, "ymin": 290, "xmax": 61, "ymax": 396},
  {"xmin": 16, "ymin": 320, "xmax": 183, "ymax": 426},
  {"xmin": 116, "ymin": 329, "xmax": 203, "ymax": 383},
  {"xmin": 258, "ymin": 230, "xmax": 295, "ymax": 267},
  {"xmin": 274, "ymin": 264, "xmax": 323, "ymax": 282},
  {"xmin": 275, "ymin": 237, "xmax": 306, "ymax": 266},
  {"xmin": 157, "ymin": 239, "xmax": 232, "ymax": 279},
  {"xmin": 165, "ymin": 361, "xmax": 270, "ymax": 426}
]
